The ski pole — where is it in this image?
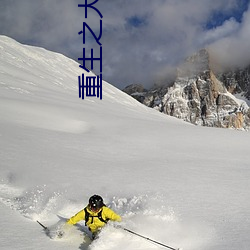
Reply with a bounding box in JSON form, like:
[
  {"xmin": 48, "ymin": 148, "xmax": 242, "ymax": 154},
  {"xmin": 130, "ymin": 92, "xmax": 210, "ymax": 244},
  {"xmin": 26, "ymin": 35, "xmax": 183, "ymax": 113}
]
[
  {"xmin": 37, "ymin": 220, "xmax": 48, "ymax": 231},
  {"xmin": 122, "ymin": 227, "xmax": 180, "ymax": 250}
]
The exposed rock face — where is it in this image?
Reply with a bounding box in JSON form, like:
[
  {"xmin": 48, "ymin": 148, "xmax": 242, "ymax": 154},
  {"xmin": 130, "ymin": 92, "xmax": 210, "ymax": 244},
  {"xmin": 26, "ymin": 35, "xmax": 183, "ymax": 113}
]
[
  {"xmin": 123, "ymin": 84, "xmax": 147, "ymax": 103},
  {"xmin": 218, "ymin": 66, "xmax": 250, "ymax": 99},
  {"xmin": 123, "ymin": 49, "xmax": 250, "ymax": 130}
]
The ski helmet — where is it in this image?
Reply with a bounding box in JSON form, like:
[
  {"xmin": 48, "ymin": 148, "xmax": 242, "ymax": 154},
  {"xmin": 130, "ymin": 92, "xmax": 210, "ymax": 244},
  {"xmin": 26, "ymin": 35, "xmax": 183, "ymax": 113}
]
[{"xmin": 89, "ymin": 195, "xmax": 104, "ymax": 210}]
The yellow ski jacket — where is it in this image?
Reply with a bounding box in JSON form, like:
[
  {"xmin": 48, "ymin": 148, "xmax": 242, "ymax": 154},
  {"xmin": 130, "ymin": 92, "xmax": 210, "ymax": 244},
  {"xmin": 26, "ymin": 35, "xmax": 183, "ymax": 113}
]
[{"xmin": 67, "ymin": 206, "xmax": 121, "ymax": 233}]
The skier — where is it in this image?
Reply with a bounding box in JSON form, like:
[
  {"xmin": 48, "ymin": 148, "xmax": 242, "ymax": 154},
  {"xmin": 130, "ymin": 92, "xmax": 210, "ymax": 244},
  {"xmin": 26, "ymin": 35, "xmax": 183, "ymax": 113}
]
[{"xmin": 66, "ymin": 194, "xmax": 122, "ymax": 239}]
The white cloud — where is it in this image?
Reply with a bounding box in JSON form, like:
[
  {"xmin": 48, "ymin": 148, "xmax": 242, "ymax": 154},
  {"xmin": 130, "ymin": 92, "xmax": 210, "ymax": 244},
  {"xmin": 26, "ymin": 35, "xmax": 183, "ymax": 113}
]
[
  {"xmin": 0, "ymin": 0, "xmax": 249, "ymax": 88},
  {"xmin": 201, "ymin": 17, "xmax": 240, "ymax": 45},
  {"xmin": 209, "ymin": 5, "xmax": 250, "ymax": 68}
]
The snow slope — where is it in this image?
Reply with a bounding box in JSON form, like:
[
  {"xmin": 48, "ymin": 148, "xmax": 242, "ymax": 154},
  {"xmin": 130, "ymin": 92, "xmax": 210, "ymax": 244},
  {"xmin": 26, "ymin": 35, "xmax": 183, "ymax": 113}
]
[{"xmin": 0, "ymin": 35, "xmax": 250, "ymax": 250}]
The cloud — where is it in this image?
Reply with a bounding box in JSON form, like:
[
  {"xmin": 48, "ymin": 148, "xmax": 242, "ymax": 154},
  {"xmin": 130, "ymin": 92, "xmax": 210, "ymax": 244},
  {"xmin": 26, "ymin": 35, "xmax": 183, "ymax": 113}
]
[
  {"xmin": 200, "ymin": 18, "xmax": 240, "ymax": 45},
  {"xmin": 209, "ymin": 3, "xmax": 250, "ymax": 69},
  {"xmin": 98, "ymin": 0, "xmax": 250, "ymax": 87},
  {"xmin": 0, "ymin": 0, "xmax": 249, "ymax": 89}
]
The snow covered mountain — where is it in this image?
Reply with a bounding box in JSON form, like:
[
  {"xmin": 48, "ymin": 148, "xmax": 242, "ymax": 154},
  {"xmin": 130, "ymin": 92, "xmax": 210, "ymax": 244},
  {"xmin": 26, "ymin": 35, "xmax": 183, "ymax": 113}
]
[
  {"xmin": 217, "ymin": 65, "xmax": 250, "ymax": 100},
  {"xmin": 124, "ymin": 49, "xmax": 250, "ymax": 130},
  {"xmin": 1, "ymin": 36, "xmax": 250, "ymax": 250}
]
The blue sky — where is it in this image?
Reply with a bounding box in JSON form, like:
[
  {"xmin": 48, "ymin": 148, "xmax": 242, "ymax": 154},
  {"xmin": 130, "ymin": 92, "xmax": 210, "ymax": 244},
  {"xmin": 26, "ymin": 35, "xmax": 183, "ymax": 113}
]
[
  {"xmin": 0, "ymin": 0, "xmax": 249, "ymax": 89},
  {"xmin": 206, "ymin": 0, "xmax": 249, "ymax": 28}
]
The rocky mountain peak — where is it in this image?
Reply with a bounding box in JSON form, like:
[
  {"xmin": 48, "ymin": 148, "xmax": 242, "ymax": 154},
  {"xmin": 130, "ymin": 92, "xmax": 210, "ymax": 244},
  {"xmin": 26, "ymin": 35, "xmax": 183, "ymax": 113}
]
[
  {"xmin": 177, "ymin": 48, "xmax": 210, "ymax": 78},
  {"xmin": 123, "ymin": 49, "xmax": 250, "ymax": 130}
]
